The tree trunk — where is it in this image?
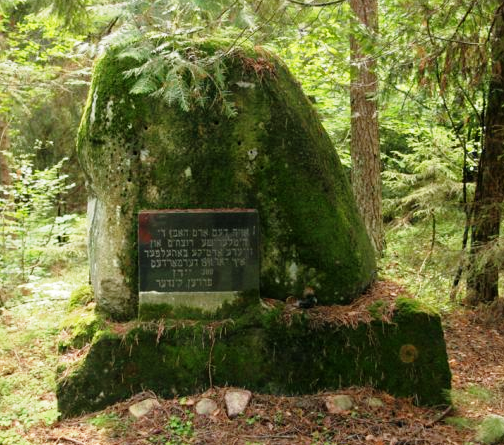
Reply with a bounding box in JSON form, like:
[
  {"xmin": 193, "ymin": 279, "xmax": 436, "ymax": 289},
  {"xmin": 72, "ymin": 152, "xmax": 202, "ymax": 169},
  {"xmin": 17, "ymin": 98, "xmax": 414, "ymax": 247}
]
[
  {"xmin": 0, "ymin": 119, "xmax": 9, "ymax": 185},
  {"xmin": 349, "ymin": 0, "xmax": 383, "ymax": 255},
  {"xmin": 466, "ymin": 5, "xmax": 504, "ymax": 306}
]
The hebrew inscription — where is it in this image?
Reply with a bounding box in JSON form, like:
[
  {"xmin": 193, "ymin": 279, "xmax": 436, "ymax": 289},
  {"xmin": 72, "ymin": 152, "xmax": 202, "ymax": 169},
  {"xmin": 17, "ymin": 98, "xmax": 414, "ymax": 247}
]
[{"xmin": 138, "ymin": 210, "xmax": 259, "ymax": 293}]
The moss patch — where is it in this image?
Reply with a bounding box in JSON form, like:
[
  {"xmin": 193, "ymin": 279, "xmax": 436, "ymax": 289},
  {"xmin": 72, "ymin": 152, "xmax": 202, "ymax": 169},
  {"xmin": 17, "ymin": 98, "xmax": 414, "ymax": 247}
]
[
  {"xmin": 58, "ymin": 304, "xmax": 106, "ymax": 352},
  {"xmin": 68, "ymin": 284, "xmax": 94, "ymax": 310},
  {"xmin": 56, "ymin": 295, "xmax": 451, "ymax": 417}
]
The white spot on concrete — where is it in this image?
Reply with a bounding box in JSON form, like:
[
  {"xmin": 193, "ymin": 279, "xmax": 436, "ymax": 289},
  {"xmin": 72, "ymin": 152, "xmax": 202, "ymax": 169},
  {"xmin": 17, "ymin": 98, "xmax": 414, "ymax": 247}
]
[
  {"xmin": 105, "ymin": 99, "xmax": 114, "ymax": 128},
  {"xmin": 248, "ymin": 148, "xmax": 258, "ymax": 161},
  {"xmin": 184, "ymin": 166, "xmax": 192, "ymax": 178},
  {"xmin": 90, "ymin": 89, "xmax": 98, "ymax": 126},
  {"xmin": 140, "ymin": 150, "xmax": 150, "ymax": 162}
]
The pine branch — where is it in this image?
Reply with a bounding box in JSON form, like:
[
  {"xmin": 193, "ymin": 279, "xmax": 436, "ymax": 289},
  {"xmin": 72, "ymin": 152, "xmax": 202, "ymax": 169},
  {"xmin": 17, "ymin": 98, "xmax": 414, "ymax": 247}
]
[{"xmin": 286, "ymin": 0, "xmax": 346, "ymax": 7}]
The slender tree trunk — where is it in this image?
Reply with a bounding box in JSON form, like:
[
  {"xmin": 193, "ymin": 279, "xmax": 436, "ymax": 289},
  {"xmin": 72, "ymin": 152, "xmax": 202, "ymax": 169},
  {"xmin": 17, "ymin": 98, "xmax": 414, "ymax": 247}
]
[
  {"xmin": 349, "ymin": 0, "xmax": 383, "ymax": 255},
  {"xmin": 0, "ymin": 119, "xmax": 9, "ymax": 185},
  {"xmin": 466, "ymin": 5, "xmax": 504, "ymax": 306}
]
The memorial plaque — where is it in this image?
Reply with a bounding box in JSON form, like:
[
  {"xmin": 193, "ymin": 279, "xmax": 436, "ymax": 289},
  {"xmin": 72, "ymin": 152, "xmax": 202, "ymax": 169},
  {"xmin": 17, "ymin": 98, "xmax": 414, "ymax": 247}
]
[{"xmin": 138, "ymin": 209, "xmax": 259, "ymax": 311}]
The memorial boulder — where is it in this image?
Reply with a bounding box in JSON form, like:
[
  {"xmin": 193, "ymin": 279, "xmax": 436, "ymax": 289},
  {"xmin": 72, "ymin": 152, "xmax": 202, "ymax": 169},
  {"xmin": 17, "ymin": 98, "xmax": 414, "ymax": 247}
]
[
  {"xmin": 57, "ymin": 40, "xmax": 451, "ymax": 417},
  {"xmin": 77, "ymin": 39, "xmax": 376, "ymax": 320}
]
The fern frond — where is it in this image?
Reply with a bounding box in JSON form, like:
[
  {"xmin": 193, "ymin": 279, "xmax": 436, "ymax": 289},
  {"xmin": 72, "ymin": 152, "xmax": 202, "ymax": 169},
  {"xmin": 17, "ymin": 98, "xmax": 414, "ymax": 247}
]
[
  {"xmin": 99, "ymin": 24, "xmax": 142, "ymax": 52},
  {"xmin": 118, "ymin": 45, "xmax": 152, "ymax": 62},
  {"xmin": 130, "ymin": 75, "xmax": 158, "ymax": 95}
]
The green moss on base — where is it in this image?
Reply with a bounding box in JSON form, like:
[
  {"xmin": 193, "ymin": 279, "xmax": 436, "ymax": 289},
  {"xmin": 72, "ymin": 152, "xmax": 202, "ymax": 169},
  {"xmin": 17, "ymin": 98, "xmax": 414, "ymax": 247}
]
[
  {"xmin": 138, "ymin": 291, "xmax": 261, "ymax": 321},
  {"xmin": 68, "ymin": 284, "xmax": 94, "ymax": 310},
  {"xmin": 59, "ymin": 286, "xmax": 108, "ymax": 352},
  {"xmin": 57, "ymin": 296, "xmax": 451, "ymax": 417}
]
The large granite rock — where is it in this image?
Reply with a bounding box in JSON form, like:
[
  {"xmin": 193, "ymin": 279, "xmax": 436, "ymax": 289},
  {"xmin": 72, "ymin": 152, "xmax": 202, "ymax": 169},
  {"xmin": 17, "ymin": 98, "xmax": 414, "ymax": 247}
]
[{"xmin": 77, "ymin": 39, "xmax": 375, "ymax": 320}]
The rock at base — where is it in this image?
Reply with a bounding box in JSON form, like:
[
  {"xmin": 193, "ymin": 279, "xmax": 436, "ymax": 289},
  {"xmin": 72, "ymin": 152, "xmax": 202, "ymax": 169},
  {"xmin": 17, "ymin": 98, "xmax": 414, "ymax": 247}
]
[
  {"xmin": 366, "ymin": 397, "xmax": 384, "ymax": 408},
  {"xmin": 325, "ymin": 395, "xmax": 354, "ymax": 414},
  {"xmin": 195, "ymin": 398, "xmax": 218, "ymax": 416},
  {"xmin": 129, "ymin": 398, "xmax": 160, "ymax": 418},
  {"xmin": 225, "ymin": 389, "xmax": 252, "ymax": 418}
]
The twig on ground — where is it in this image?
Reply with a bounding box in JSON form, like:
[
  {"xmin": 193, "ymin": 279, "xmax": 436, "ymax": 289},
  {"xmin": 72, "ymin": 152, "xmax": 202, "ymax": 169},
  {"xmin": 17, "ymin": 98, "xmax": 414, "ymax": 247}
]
[
  {"xmin": 50, "ymin": 437, "xmax": 86, "ymax": 445},
  {"xmin": 425, "ymin": 405, "xmax": 453, "ymax": 427}
]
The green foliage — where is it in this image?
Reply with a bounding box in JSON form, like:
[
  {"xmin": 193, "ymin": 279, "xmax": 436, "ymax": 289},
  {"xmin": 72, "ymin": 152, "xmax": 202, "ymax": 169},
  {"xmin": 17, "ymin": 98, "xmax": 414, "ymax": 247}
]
[
  {"xmin": 273, "ymin": 6, "xmax": 353, "ymax": 166},
  {"xmin": 68, "ymin": 284, "xmax": 94, "ymax": 310},
  {"xmin": 381, "ymin": 213, "xmax": 465, "ymax": 310},
  {"xmin": 87, "ymin": 411, "xmax": 132, "ymax": 436},
  {"xmin": 0, "ymin": 215, "xmax": 88, "ymax": 442},
  {"xmin": 382, "ymin": 126, "xmax": 471, "ymax": 222},
  {"xmin": 0, "ymin": 142, "xmax": 76, "ymax": 289},
  {"xmin": 477, "ymin": 415, "xmax": 504, "ymax": 445},
  {"xmin": 119, "ymin": 36, "xmax": 239, "ymax": 117},
  {"xmin": 0, "ymin": 9, "xmax": 87, "ymax": 115},
  {"xmin": 0, "ymin": 284, "xmax": 77, "ymax": 442},
  {"xmin": 444, "ymin": 416, "xmax": 475, "ymax": 430},
  {"xmin": 451, "ymin": 384, "xmax": 495, "ymax": 406},
  {"xmin": 148, "ymin": 412, "xmax": 195, "ymax": 445}
]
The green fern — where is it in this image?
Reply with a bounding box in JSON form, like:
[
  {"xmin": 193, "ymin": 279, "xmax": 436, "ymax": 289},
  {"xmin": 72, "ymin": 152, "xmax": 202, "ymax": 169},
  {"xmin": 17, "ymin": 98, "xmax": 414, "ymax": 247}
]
[
  {"xmin": 382, "ymin": 126, "xmax": 473, "ymax": 222},
  {"xmin": 119, "ymin": 37, "xmax": 238, "ymax": 117}
]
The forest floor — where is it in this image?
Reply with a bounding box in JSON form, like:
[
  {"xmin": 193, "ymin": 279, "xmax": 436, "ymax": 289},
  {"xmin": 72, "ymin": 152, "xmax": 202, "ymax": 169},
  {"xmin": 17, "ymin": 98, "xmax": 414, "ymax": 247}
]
[{"xmin": 2, "ymin": 280, "xmax": 504, "ymax": 445}]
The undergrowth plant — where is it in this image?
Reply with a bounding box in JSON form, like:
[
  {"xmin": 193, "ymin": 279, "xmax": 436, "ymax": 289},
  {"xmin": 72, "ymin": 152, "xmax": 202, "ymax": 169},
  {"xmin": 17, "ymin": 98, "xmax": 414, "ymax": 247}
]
[
  {"xmin": 381, "ymin": 126, "xmax": 474, "ymax": 309},
  {"xmin": 0, "ymin": 141, "xmax": 76, "ymax": 296}
]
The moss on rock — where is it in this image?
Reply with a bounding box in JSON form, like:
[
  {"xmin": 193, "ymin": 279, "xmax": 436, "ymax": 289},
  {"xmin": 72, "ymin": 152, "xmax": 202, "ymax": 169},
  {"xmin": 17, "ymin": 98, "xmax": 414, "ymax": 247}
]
[
  {"xmin": 56, "ymin": 295, "xmax": 451, "ymax": 417},
  {"xmin": 59, "ymin": 295, "xmax": 107, "ymax": 352},
  {"xmin": 68, "ymin": 284, "xmax": 94, "ymax": 310},
  {"xmin": 77, "ymin": 39, "xmax": 376, "ymax": 320}
]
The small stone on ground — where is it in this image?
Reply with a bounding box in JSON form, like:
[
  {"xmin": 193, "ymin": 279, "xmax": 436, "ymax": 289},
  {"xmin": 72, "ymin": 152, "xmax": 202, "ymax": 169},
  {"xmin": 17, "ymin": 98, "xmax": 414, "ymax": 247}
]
[
  {"xmin": 325, "ymin": 394, "xmax": 354, "ymax": 414},
  {"xmin": 366, "ymin": 397, "xmax": 384, "ymax": 408},
  {"xmin": 225, "ymin": 389, "xmax": 252, "ymax": 418},
  {"xmin": 195, "ymin": 398, "xmax": 218, "ymax": 416},
  {"xmin": 129, "ymin": 398, "xmax": 160, "ymax": 418}
]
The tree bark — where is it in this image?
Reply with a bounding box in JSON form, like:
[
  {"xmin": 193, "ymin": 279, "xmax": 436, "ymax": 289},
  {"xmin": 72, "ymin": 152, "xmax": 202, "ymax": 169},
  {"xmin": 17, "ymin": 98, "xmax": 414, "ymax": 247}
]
[
  {"xmin": 466, "ymin": 5, "xmax": 504, "ymax": 306},
  {"xmin": 349, "ymin": 0, "xmax": 383, "ymax": 255},
  {"xmin": 0, "ymin": 120, "xmax": 9, "ymax": 186}
]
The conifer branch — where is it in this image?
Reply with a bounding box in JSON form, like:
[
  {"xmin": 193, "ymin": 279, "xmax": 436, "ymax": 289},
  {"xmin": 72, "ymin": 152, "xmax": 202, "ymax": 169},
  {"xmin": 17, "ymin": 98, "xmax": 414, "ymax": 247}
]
[{"xmin": 286, "ymin": 0, "xmax": 346, "ymax": 7}]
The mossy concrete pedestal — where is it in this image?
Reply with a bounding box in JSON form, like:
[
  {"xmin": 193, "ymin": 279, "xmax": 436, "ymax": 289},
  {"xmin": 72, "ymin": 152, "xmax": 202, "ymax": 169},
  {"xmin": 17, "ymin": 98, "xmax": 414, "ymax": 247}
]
[{"xmin": 56, "ymin": 295, "xmax": 451, "ymax": 417}]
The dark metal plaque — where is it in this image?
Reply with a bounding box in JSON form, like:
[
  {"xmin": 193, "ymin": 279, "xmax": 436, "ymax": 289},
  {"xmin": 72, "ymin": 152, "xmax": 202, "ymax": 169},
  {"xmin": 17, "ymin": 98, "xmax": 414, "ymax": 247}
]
[{"xmin": 138, "ymin": 209, "xmax": 259, "ymax": 295}]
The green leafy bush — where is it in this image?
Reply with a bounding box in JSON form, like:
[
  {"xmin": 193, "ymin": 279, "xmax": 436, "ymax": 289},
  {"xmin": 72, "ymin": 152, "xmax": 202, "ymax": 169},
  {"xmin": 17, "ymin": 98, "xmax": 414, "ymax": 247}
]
[{"xmin": 0, "ymin": 141, "xmax": 75, "ymax": 293}]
